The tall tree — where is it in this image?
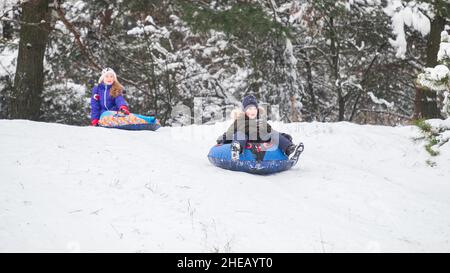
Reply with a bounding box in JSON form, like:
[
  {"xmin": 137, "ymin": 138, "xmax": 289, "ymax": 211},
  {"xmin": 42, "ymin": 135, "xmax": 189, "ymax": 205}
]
[
  {"xmin": 295, "ymin": 0, "xmax": 392, "ymax": 122},
  {"xmin": 412, "ymin": 0, "xmax": 450, "ymax": 119},
  {"xmin": 10, "ymin": 0, "xmax": 51, "ymax": 120},
  {"xmin": 414, "ymin": 13, "xmax": 446, "ymax": 119}
]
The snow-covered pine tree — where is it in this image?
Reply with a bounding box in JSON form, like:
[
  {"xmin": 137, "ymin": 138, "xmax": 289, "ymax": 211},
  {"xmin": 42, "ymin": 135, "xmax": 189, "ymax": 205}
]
[
  {"xmin": 288, "ymin": 0, "xmax": 409, "ymax": 123},
  {"xmin": 416, "ymin": 26, "xmax": 450, "ymax": 156},
  {"xmin": 385, "ymin": 0, "xmax": 450, "ymax": 119},
  {"xmin": 179, "ymin": 0, "xmax": 304, "ymax": 122},
  {"xmin": 2, "ymin": 0, "xmax": 438, "ymax": 127},
  {"xmin": 417, "ymin": 27, "xmax": 450, "ymax": 116}
]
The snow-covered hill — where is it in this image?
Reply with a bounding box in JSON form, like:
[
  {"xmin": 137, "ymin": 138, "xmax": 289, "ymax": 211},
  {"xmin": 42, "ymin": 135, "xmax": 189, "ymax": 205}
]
[{"xmin": 0, "ymin": 120, "xmax": 449, "ymax": 252}]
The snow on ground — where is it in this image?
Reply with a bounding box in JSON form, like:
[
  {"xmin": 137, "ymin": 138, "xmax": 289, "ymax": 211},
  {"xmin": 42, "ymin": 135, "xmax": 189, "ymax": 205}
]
[{"xmin": 0, "ymin": 120, "xmax": 449, "ymax": 252}]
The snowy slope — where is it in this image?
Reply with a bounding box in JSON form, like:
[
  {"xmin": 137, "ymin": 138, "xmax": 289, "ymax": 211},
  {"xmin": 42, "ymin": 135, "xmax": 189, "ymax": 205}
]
[{"xmin": 0, "ymin": 120, "xmax": 449, "ymax": 252}]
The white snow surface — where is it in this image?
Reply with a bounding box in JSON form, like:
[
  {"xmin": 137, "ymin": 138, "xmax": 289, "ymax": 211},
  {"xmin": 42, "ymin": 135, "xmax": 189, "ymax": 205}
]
[{"xmin": 0, "ymin": 120, "xmax": 450, "ymax": 252}]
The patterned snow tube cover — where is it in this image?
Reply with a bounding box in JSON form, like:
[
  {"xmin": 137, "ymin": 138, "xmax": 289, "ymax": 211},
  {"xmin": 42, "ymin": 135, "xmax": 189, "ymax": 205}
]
[{"xmin": 98, "ymin": 111, "xmax": 161, "ymax": 131}]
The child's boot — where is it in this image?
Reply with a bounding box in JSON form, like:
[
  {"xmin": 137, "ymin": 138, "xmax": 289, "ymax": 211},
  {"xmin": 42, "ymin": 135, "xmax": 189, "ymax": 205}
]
[
  {"xmin": 286, "ymin": 143, "xmax": 304, "ymax": 162},
  {"xmin": 231, "ymin": 142, "xmax": 241, "ymax": 161}
]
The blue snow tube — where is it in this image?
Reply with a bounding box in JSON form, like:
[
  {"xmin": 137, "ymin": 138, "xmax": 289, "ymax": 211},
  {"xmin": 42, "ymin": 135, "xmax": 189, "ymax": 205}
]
[{"xmin": 208, "ymin": 142, "xmax": 295, "ymax": 175}]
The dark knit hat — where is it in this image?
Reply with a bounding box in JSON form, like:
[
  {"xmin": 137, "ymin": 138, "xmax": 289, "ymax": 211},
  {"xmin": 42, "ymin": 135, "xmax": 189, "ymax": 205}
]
[{"xmin": 242, "ymin": 95, "xmax": 258, "ymax": 109}]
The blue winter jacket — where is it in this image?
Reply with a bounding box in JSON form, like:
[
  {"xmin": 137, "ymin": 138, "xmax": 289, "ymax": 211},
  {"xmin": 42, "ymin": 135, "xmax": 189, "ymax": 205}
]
[{"xmin": 90, "ymin": 83, "xmax": 128, "ymax": 121}]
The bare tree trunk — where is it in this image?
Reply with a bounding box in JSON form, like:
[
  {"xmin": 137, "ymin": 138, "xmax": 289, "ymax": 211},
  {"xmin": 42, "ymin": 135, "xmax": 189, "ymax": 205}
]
[
  {"xmin": 300, "ymin": 49, "xmax": 317, "ymax": 120},
  {"xmin": 329, "ymin": 17, "xmax": 345, "ymax": 121},
  {"xmin": 414, "ymin": 14, "xmax": 445, "ymax": 120},
  {"xmin": 10, "ymin": 0, "xmax": 50, "ymax": 120}
]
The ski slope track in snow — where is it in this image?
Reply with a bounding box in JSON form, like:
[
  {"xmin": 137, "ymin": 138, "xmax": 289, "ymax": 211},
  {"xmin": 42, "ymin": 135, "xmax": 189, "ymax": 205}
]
[{"xmin": 0, "ymin": 120, "xmax": 449, "ymax": 252}]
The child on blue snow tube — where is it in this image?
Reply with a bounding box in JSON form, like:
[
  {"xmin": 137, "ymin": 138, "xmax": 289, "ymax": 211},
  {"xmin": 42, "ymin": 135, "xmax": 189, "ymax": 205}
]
[
  {"xmin": 90, "ymin": 68, "xmax": 159, "ymax": 130},
  {"xmin": 216, "ymin": 95, "xmax": 303, "ymax": 161}
]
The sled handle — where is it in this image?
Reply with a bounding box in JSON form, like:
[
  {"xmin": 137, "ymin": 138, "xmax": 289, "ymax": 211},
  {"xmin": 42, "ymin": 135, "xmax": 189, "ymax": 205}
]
[{"xmin": 113, "ymin": 111, "xmax": 127, "ymax": 117}]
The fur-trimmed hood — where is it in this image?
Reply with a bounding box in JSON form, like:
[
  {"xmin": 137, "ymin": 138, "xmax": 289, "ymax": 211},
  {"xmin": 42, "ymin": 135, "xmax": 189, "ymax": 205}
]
[
  {"xmin": 218, "ymin": 106, "xmax": 272, "ymax": 143},
  {"xmin": 229, "ymin": 107, "xmax": 267, "ymax": 120}
]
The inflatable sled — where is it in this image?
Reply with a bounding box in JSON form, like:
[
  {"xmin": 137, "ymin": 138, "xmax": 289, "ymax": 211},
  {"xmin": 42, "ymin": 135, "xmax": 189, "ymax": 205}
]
[
  {"xmin": 98, "ymin": 111, "xmax": 161, "ymax": 131},
  {"xmin": 208, "ymin": 142, "xmax": 303, "ymax": 175}
]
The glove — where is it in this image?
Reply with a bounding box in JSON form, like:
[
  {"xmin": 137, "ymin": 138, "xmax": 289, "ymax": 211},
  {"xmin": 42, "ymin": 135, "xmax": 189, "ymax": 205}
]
[
  {"xmin": 91, "ymin": 119, "xmax": 99, "ymax": 126},
  {"xmin": 119, "ymin": 105, "xmax": 130, "ymax": 115},
  {"xmin": 216, "ymin": 133, "xmax": 226, "ymax": 144}
]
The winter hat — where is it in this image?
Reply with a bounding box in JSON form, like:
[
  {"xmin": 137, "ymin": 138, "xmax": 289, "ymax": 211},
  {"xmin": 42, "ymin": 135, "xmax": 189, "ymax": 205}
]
[
  {"xmin": 98, "ymin": 67, "xmax": 117, "ymax": 84},
  {"xmin": 242, "ymin": 95, "xmax": 258, "ymax": 109}
]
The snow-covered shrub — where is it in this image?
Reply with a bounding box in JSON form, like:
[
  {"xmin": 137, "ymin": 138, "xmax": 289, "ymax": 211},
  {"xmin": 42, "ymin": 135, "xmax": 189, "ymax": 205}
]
[
  {"xmin": 415, "ymin": 118, "xmax": 450, "ymax": 156},
  {"xmin": 40, "ymin": 81, "xmax": 90, "ymax": 125},
  {"xmin": 417, "ymin": 29, "xmax": 450, "ymax": 117},
  {"xmin": 415, "ymin": 27, "xmax": 450, "ymax": 158},
  {"xmin": 417, "ymin": 65, "xmax": 449, "ymax": 92}
]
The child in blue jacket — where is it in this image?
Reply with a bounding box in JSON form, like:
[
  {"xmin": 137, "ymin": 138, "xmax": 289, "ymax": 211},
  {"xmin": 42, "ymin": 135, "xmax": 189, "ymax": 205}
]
[{"xmin": 90, "ymin": 68, "xmax": 130, "ymax": 126}]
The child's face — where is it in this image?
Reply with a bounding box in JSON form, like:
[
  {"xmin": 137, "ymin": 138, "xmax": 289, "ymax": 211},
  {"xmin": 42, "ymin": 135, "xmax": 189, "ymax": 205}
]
[
  {"xmin": 103, "ymin": 73, "xmax": 115, "ymax": 85},
  {"xmin": 245, "ymin": 106, "xmax": 258, "ymax": 119}
]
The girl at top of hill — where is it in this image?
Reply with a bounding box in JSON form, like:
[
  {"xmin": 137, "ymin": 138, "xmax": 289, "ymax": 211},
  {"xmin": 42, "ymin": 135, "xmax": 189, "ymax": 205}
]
[{"xmin": 90, "ymin": 68, "xmax": 130, "ymax": 126}]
